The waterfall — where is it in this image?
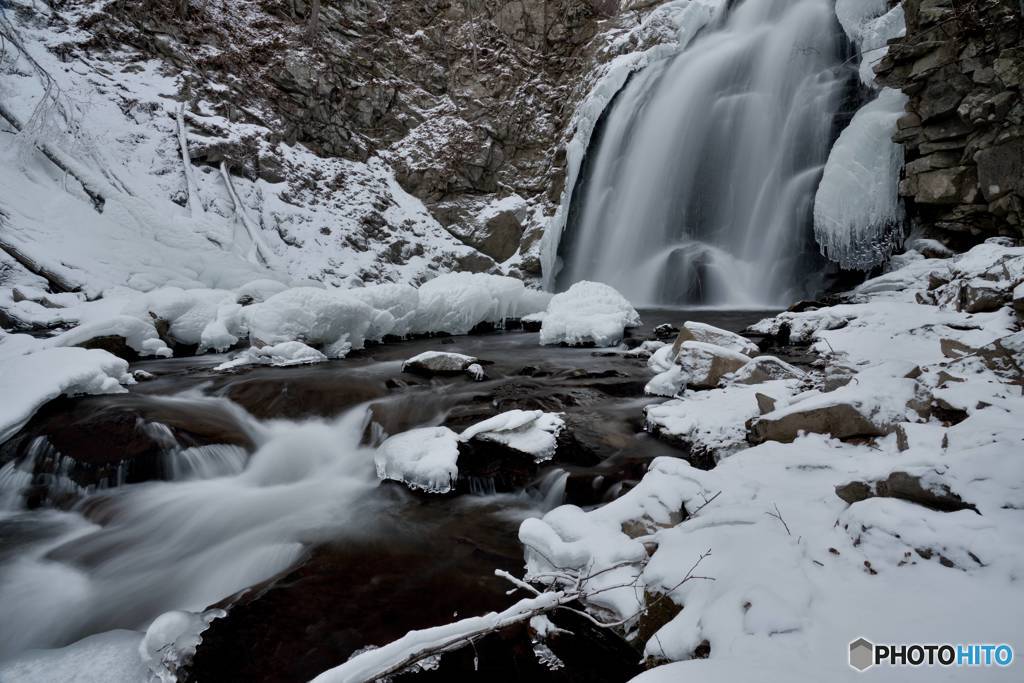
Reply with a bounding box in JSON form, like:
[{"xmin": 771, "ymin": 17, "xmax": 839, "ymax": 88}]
[{"xmin": 556, "ymin": 0, "xmax": 849, "ymax": 307}]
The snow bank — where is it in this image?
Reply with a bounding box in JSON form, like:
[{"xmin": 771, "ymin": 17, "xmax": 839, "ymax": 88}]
[
  {"xmin": 374, "ymin": 427, "xmax": 461, "ymax": 494},
  {"xmin": 244, "ymin": 287, "xmax": 374, "ymax": 358},
  {"xmin": 461, "ymin": 410, "xmax": 565, "ymax": 462},
  {"xmin": 539, "ymin": 281, "xmax": 640, "ymax": 347},
  {"xmin": 814, "ymin": 87, "xmax": 908, "ymax": 271},
  {"xmin": 413, "ymin": 273, "xmax": 545, "ymax": 335},
  {"xmin": 0, "ymin": 347, "xmax": 133, "ymax": 442},
  {"xmin": 51, "ymin": 315, "xmax": 172, "ymax": 358}
]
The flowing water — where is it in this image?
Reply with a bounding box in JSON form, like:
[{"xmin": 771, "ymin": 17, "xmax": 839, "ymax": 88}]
[
  {"xmin": 556, "ymin": 0, "xmax": 849, "ymax": 306},
  {"xmin": 0, "ymin": 310, "xmax": 771, "ymax": 681}
]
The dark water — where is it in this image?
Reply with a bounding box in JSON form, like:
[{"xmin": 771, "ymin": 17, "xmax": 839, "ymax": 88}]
[{"xmin": 0, "ymin": 309, "xmax": 773, "ymax": 681}]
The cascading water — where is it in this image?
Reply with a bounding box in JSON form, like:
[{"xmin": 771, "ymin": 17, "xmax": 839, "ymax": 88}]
[{"xmin": 556, "ymin": 0, "xmax": 849, "ymax": 307}]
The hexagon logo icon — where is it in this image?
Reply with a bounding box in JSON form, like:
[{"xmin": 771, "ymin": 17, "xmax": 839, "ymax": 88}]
[{"xmin": 850, "ymin": 638, "xmax": 874, "ymax": 671}]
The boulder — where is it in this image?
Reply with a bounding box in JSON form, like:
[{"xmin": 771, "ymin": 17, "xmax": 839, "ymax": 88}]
[
  {"xmin": 671, "ymin": 321, "xmax": 759, "ymax": 356},
  {"xmin": 835, "ymin": 470, "xmax": 977, "ymax": 513},
  {"xmin": 958, "ymin": 278, "xmax": 1007, "ymax": 312},
  {"xmin": 675, "ymin": 341, "xmax": 752, "ymax": 390},
  {"xmin": 402, "ymin": 351, "xmax": 479, "ymax": 375},
  {"xmin": 749, "ymin": 401, "xmax": 889, "ymax": 444},
  {"xmin": 725, "ymin": 356, "xmax": 804, "ymax": 385}
]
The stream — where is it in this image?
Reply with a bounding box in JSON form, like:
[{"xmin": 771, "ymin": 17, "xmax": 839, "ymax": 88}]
[{"xmin": 0, "ymin": 308, "xmax": 773, "ymax": 682}]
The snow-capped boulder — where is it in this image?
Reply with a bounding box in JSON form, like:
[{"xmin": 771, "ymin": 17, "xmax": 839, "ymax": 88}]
[
  {"xmin": 0, "ymin": 347, "xmax": 134, "ymax": 443},
  {"xmin": 460, "ymin": 410, "xmax": 565, "ymax": 462},
  {"xmin": 645, "ymin": 366, "xmax": 686, "ymax": 398},
  {"xmin": 671, "ymin": 321, "xmax": 759, "ymax": 357},
  {"xmin": 349, "ymin": 283, "xmax": 420, "ymax": 340},
  {"xmin": 675, "ymin": 341, "xmax": 751, "ymax": 390},
  {"xmin": 413, "ymin": 273, "xmax": 540, "ymax": 335},
  {"xmin": 402, "ymin": 350, "xmax": 479, "ymax": 375},
  {"xmin": 244, "ymin": 287, "xmax": 374, "ymax": 357},
  {"xmin": 374, "ymin": 426, "xmax": 461, "ymax": 494},
  {"xmin": 215, "ymin": 341, "xmax": 327, "ymax": 371},
  {"xmin": 51, "ymin": 315, "xmax": 172, "ymax": 359},
  {"xmin": 539, "ymin": 281, "xmax": 640, "ymax": 347},
  {"xmin": 725, "ymin": 356, "xmax": 805, "ymax": 385}
]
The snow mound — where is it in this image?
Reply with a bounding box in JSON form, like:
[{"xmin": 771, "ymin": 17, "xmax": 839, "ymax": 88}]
[
  {"xmin": 51, "ymin": 315, "xmax": 172, "ymax": 358},
  {"xmin": 374, "ymin": 427, "xmax": 461, "ymax": 494},
  {"xmin": 244, "ymin": 287, "xmax": 374, "ymax": 358},
  {"xmin": 350, "ymin": 283, "xmax": 420, "ymax": 340},
  {"xmin": 814, "ymin": 87, "xmax": 908, "ymax": 271},
  {"xmin": 461, "ymin": 410, "xmax": 565, "ymax": 462},
  {"xmin": 414, "ymin": 273, "xmax": 544, "ymax": 335},
  {"xmin": 215, "ymin": 341, "xmax": 327, "ymax": 371},
  {"xmin": 0, "ymin": 347, "xmax": 133, "ymax": 442},
  {"xmin": 539, "ymin": 281, "xmax": 640, "ymax": 347}
]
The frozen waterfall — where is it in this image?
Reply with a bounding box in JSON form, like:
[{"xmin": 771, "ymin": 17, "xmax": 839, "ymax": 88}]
[{"xmin": 555, "ymin": 0, "xmax": 850, "ymax": 307}]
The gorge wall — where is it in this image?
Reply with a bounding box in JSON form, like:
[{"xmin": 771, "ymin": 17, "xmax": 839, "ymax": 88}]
[{"xmin": 877, "ymin": 0, "xmax": 1024, "ymax": 247}]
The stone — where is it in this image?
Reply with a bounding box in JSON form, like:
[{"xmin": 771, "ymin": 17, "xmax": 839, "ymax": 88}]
[
  {"xmin": 835, "ymin": 470, "xmax": 977, "ymax": 513},
  {"xmin": 402, "ymin": 350, "xmax": 480, "ymax": 375},
  {"xmin": 914, "ymin": 166, "xmax": 978, "ymax": 204},
  {"xmin": 749, "ymin": 402, "xmax": 889, "ymax": 444},
  {"xmin": 958, "ymin": 279, "xmax": 1007, "ymax": 312},
  {"xmin": 675, "ymin": 341, "xmax": 752, "ymax": 390},
  {"xmin": 670, "ymin": 321, "xmax": 759, "ymax": 357},
  {"xmin": 727, "ymin": 356, "xmax": 804, "ymax": 385},
  {"xmin": 975, "ymin": 137, "xmax": 1024, "ymax": 201},
  {"xmin": 754, "ymin": 392, "xmax": 776, "ymax": 415}
]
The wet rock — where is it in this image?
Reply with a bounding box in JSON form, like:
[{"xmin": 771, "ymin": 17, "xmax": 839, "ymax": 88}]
[
  {"xmin": 835, "ymin": 471, "xmax": 977, "ymax": 513},
  {"xmin": 652, "ymin": 323, "xmax": 679, "ymax": 340},
  {"xmin": 402, "ymin": 350, "xmax": 480, "ymax": 375}
]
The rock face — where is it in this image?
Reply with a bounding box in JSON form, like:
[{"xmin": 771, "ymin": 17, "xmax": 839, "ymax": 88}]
[
  {"xmin": 91, "ymin": 0, "xmax": 659, "ymax": 276},
  {"xmin": 876, "ymin": 0, "xmax": 1024, "ymax": 244}
]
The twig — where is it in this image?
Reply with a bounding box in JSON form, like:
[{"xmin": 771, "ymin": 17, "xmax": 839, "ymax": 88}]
[{"xmin": 765, "ymin": 503, "xmax": 792, "ymax": 536}]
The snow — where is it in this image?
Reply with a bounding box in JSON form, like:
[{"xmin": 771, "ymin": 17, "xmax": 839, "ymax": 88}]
[
  {"xmin": 215, "ymin": 341, "xmax": 327, "ymax": 371},
  {"xmin": 645, "ymin": 380, "xmax": 802, "ymax": 458},
  {"xmin": 413, "ymin": 273, "xmax": 545, "ymax": 335},
  {"xmin": 50, "ymin": 315, "xmax": 171, "ymax": 358},
  {"xmin": 0, "ymin": 347, "xmax": 133, "ymax": 443},
  {"xmin": 539, "ymin": 281, "xmax": 640, "ymax": 347},
  {"xmin": 243, "ymin": 287, "xmax": 374, "ymax": 358},
  {"xmin": 461, "ymin": 410, "xmax": 565, "ymax": 462},
  {"xmin": 814, "ymin": 87, "xmax": 908, "ymax": 271},
  {"xmin": 0, "ymin": 630, "xmax": 148, "ymax": 683},
  {"xmin": 374, "ymin": 427, "xmax": 461, "ymax": 494}
]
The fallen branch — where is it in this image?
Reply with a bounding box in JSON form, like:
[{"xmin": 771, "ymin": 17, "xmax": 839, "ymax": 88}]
[
  {"xmin": 219, "ymin": 161, "xmax": 272, "ymax": 266},
  {"xmin": 175, "ymin": 105, "xmax": 203, "ymax": 216},
  {"xmin": 0, "ymin": 101, "xmax": 106, "ymax": 212},
  {"xmin": 311, "ymin": 550, "xmax": 715, "ymax": 683}
]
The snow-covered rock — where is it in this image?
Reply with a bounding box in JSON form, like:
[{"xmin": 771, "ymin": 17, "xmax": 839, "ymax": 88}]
[
  {"xmin": 539, "ymin": 281, "xmax": 640, "ymax": 347},
  {"xmin": 724, "ymin": 355, "xmax": 805, "ymax": 385},
  {"xmin": 413, "ymin": 273, "xmax": 543, "ymax": 335},
  {"xmin": 244, "ymin": 287, "xmax": 374, "ymax": 358},
  {"xmin": 461, "ymin": 410, "xmax": 565, "ymax": 462},
  {"xmin": 672, "ymin": 321, "xmax": 759, "ymax": 357},
  {"xmin": 0, "ymin": 347, "xmax": 133, "ymax": 442},
  {"xmin": 215, "ymin": 341, "xmax": 327, "ymax": 371},
  {"xmin": 50, "ymin": 315, "xmax": 172, "ymax": 358},
  {"xmin": 374, "ymin": 427, "xmax": 461, "ymax": 494},
  {"xmin": 674, "ymin": 341, "xmax": 751, "ymax": 390},
  {"xmin": 402, "ymin": 351, "xmax": 479, "ymax": 375}
]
